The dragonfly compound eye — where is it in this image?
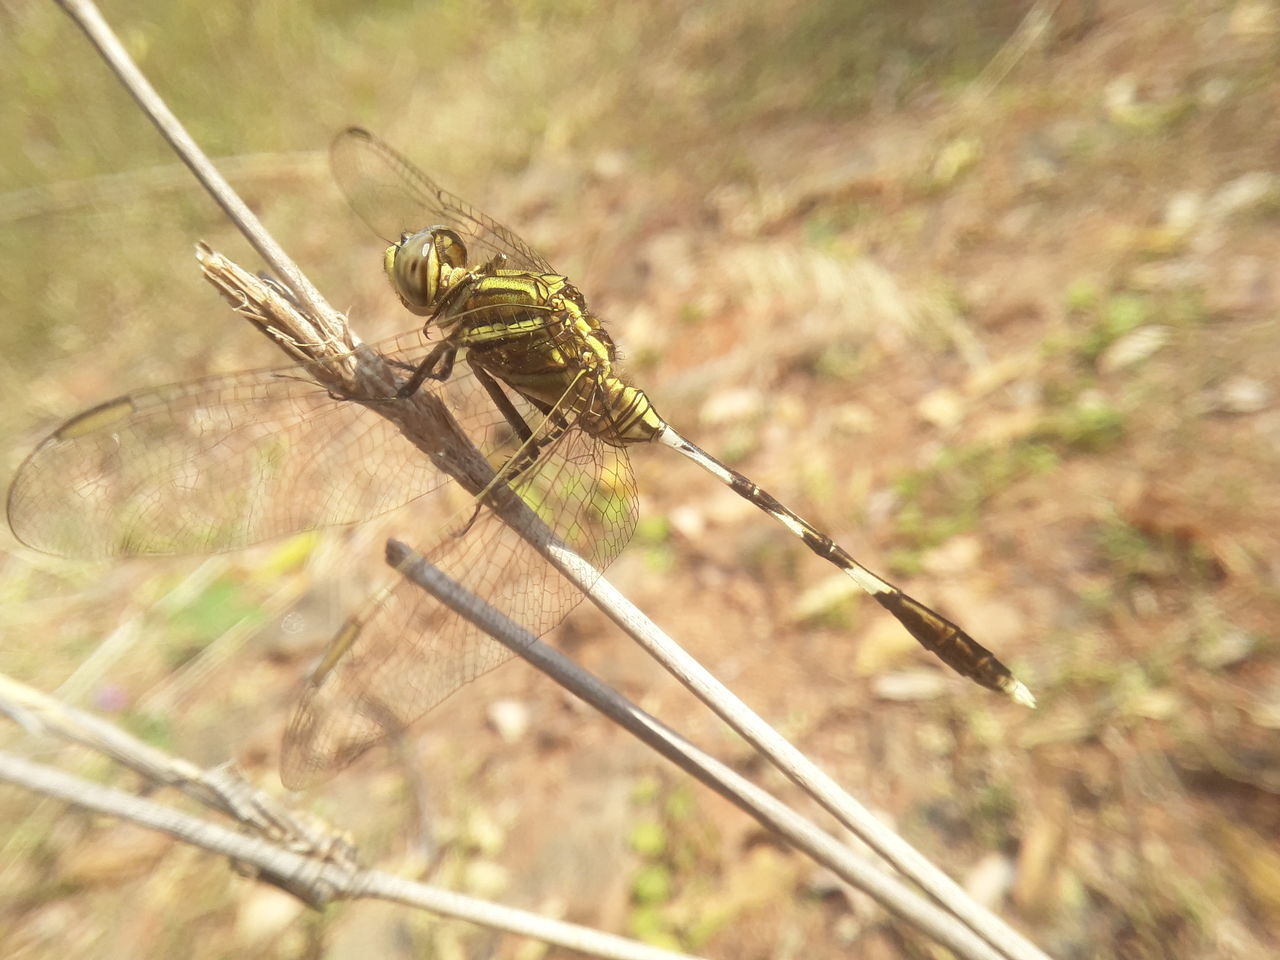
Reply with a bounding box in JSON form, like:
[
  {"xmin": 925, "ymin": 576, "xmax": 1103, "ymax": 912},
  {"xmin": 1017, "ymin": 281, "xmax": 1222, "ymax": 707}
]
[{"xmin": 387, "ymin": 226, "xmax": 463, "ymax": 315}]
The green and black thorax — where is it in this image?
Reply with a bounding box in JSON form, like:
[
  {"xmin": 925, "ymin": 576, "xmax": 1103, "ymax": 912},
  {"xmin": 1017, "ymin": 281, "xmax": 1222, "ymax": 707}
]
[{"xmin": 386, "ymin": 226, "xmax": 663, "ymax": 447}]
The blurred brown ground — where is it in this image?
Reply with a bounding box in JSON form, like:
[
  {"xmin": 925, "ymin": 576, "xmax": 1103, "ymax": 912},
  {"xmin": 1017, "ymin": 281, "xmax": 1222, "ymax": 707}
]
[{"xmin": 1, "ymin": 1, "xmax": 1278, "ymax": 958}]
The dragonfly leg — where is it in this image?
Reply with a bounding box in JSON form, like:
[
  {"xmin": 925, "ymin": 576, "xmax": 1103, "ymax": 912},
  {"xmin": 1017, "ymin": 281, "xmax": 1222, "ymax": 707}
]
[
  {"xmin": 439, "ymin": 363, "xmax": 543, "ymax": 542},
  {"xmin": 448, "ymin": 401, "xmax": 568, "ymax": 542},
  {"xmin": 448, "ymin": 366, "xmax": 579, "ymax": 542},
  {"xmin": 394, "ymin": 340, "xmax": 458, "ymax": 399},
  {"xmin": 446, "ymin": 405, "xmax": 567, "ymax": 543},
  {"xmin": 472, "ymin": 362, "xmax": 537, "ymax": 445},
  {"xmin": 470, "ymin": 361, "xmax": 578, "ymax": 482},
  {"xmin": 494, "ymin": 398, "xmax": 574, "ymax": 485}
]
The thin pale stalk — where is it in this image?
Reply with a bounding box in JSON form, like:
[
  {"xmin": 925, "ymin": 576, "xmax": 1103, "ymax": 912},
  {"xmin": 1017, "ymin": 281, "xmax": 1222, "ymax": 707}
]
[
  {"xmin": 0, "ymin": 672, "xmax": 357, "ymax": 867},
  {"xmin": 56, "ymin": 0, "xmax": 342, "ymax": 331},
  {"xmin": 454, "ymin": 492, "xmax": 1049, "ymax": 960},
  {"xmin": 388, "ymin": 542, "xmax": 1017, "ymax": 960},
  {"xmin": 0, "ymin": 751, "xmax": 700, "ymax": 960}
]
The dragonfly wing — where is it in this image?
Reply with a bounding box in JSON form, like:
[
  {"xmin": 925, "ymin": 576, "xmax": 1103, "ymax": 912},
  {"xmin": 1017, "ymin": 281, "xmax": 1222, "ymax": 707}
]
[
  {"xmin": 331, "ymin": 127, "xmax": 555, "ymax": 274},
  {"xmin": 280, "ymin": 424, "xmax": 638, "ymax": 787},
  {"xmin": 6, "ymin": 335, "xmax": 516, "ymax": 559}
]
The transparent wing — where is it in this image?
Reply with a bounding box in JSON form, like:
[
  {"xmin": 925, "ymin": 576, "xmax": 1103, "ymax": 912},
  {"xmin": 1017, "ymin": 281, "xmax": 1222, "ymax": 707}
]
[
  {"xmin": 5, "ymin": 333, "xmax": 521, "ymax": 558},
  {"xmin": 281, "ymin": 418, "xmax": 638, "ymax": 788},
  {"xmin": 330, "ymin": 127, "xmax": 555, "ymax": 274}
]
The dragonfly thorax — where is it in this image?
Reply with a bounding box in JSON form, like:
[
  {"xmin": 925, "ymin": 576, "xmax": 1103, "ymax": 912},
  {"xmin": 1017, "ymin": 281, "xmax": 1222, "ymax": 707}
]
[{"xmin": 385, "ymin": 226, "xmax": 470, "ymax": 316}]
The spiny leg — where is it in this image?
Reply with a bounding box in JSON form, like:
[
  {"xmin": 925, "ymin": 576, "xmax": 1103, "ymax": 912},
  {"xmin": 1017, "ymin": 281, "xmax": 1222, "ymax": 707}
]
[
  {"xmin": 656, "ymin": 426, "xmax": 1035, "ymax": 707},
  {"xmin": 472, "ymin": 363, "xmax": 536, "ymax": 446},
  {"xmin": 396, "ymin": 280, "xmax": 556, "ymax": 401},
  {"xmin": 475, "ymin": 369, "xmax": 585, "ymax": 502},
  {"xmin": 445, "ymin": 364, "xmax": 540, "ymax": 540},
  {"xmin": 395, "ymin": 339, "xmax": 458, "ymax": 399},
  {"xmin": 448, "ymin": 365, "xmax": 579, "ymax": 539},
  {"xmin": 391, "ymin": 266, "xmax": 505, "ymax": 399}
]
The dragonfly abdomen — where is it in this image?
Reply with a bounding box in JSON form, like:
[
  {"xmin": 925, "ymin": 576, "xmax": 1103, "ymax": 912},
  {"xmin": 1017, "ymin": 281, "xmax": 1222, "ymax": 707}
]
[
  {"xmin": 655, "ymin": 425, "xmax": 1035, "ymax": 707},
  {"xmin": 576, "ymin": 375, "xmax": 664, "ymax": 447}
]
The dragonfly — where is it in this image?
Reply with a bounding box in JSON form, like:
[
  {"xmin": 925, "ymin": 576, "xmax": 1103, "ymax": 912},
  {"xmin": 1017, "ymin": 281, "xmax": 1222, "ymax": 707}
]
[{"xmin": 7, "ymin": 129, "xmax": 1034, "ymax": 787}]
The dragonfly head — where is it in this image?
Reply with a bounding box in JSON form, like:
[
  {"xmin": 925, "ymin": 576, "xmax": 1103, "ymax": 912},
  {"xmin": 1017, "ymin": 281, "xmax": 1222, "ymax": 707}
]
[{"xmin": 385, "ymin": 226, "xmax": 469, "ymax": 316}]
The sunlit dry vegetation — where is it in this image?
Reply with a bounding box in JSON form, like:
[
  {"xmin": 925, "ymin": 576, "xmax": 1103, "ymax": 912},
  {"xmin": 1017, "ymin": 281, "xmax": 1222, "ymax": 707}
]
[{"xmin": 2, "ymin": 0, "xmax": 1278, "ymax": 957}]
